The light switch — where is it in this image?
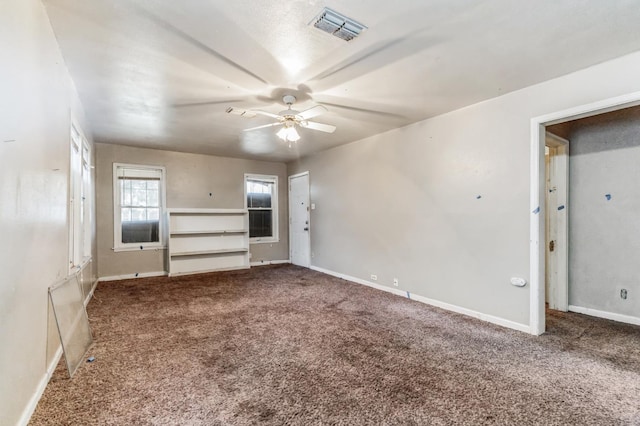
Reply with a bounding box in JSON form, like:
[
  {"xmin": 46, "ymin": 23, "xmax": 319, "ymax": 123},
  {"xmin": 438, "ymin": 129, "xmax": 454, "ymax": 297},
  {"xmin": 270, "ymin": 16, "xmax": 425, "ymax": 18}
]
[{"xmin": 311, "ymin": 203, "xmax": 316, "ymax": 210}]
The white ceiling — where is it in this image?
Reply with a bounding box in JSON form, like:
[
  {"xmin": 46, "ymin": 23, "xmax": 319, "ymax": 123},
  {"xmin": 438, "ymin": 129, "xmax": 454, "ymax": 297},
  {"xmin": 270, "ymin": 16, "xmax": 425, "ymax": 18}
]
[{"xmin": 43, "ymin": 0, "xmax": 640, "ymax": 162}]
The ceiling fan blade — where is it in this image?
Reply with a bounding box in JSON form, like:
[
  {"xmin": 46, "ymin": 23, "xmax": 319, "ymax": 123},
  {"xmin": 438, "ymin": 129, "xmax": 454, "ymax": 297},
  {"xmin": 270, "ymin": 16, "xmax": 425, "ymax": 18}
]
[
  {"xmin": 253, "ymin": 110, "xmax": 281, "ymax": 119},
  {"xmin": 175, "ymin": 99, "xmax": 246, "ymax": 109},
  {"xmin": 317, "ymin": 101, "xmax": 406, "ymax": 118},
  {"xmin": 300, "ymin": 121, "xmax": 336, "ymax": 133},
  {"xmin": 297, "ymin": 105, "xmax": 328, "ymax": 120},
  {"xmin": 243, "ymin": 122, "xmax": 283, "ymax": 132}
]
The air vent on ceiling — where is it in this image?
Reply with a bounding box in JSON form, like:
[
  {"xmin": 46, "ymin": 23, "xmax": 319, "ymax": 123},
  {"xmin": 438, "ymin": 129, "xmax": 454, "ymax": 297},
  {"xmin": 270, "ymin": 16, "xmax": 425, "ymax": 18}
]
[{"xmin": 311, "ymin": 7, "xmax": 366, "ymax": 42}]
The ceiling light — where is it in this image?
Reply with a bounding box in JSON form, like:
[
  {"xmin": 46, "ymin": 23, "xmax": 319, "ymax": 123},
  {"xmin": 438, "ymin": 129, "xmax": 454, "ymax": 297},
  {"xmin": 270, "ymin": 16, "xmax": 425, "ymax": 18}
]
[
  {"xmin": 311, "ymin": 7, "xmax": 367, "ymax": 41},
  {"xmin": 276, "ymin": 125, "xmax": 300, "ymax": 142}
]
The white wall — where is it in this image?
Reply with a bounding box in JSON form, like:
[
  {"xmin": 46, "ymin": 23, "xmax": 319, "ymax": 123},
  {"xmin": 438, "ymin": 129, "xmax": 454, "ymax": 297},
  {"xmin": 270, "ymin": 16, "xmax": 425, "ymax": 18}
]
[
  {"xmin": 289, "ymin": 50, "xmax": 640, "ymax": 332},
  {"xmin": 566, "ymin": 111, "xmax": 640, "ymax": 321},
  {"xmin": 0, "ymin": 1, "xmax": 94, "ymax": 424}
]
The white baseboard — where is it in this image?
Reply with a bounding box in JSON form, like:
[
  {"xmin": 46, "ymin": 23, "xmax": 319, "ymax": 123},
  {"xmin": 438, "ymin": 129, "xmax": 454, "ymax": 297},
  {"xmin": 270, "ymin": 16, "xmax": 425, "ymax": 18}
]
[
  {"xmin": 18, "ymin": 346, "xmax": 63, "ymax": 426},
  {"xmin": 568, "ymin": 305, "xmax": 640, "ymax": 326},
  {"xmin": 310, "ymin": 265, "xmax": 407, "ymax": 297},
  {"xmin": 310, "ymin": 265, "xmax": 531, "ymax": 334},
  {"xmin": 250, "ymin": 259, "xmax": 291, "ymax": 267},
  {"xmin": 409, "ymin": 293, "xmax": 531, "ymax": 333},
  {"xmin": 98, "ymin": 271, "xmax": 167, "ymax": 282},
  {"xmin": 84, "ymin": 278, "xmax": 99, "ymax": 307}
]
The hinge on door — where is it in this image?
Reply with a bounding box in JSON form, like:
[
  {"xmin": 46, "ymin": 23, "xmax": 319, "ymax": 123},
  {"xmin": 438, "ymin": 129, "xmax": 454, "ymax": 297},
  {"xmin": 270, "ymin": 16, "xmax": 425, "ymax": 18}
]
[{"xmin": 549, "ymin": 240, "xmax": 555, "ymax": 252}]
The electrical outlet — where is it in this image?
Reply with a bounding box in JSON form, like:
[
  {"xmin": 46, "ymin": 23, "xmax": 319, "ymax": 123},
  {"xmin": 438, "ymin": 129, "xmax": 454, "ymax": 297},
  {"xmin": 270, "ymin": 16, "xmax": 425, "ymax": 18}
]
[
  {"xmin": 370, "ymin": 274, "xmax": 377, "ymax": 281},
  {"xmin": 621, "ymin": 289, "xmax": 628, "ymax": 300},
  {"xmin": 311, "ymin": 252, "xmax": 315, "ymax": 258},
  {"xmin": 393, "ymin": 278, "xmax": 399, "ymax": 287}
]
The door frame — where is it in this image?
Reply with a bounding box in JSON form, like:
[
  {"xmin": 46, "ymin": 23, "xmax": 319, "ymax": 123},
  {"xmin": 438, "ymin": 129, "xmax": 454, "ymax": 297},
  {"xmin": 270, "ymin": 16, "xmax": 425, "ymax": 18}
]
[
  {"xmin": 529, "ymin": 90, "xmax": 640, "ymax": 335},
  {"xmin": 288, "ymin": 171, "xmax": 311, "ymax": 267},
  {"xmin": 545, "ymin": 132, "xmax": 569, "ymax": 312}
]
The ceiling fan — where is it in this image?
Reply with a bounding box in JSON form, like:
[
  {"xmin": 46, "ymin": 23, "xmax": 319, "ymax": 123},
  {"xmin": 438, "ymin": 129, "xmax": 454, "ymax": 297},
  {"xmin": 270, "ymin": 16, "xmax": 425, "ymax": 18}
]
[{"xmin": 226, "ymin": 95, "xmax": 336, "ymax": 143}]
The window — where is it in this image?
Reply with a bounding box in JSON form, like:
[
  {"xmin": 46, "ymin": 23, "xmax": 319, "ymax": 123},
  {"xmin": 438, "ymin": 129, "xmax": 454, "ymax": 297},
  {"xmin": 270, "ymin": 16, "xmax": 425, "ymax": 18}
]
[
  {"xmin": 69, "ymin": 124, "xmax": 92, "ymax": 270},
  {"xmin": 245, "ymin": 174, "xmax": 278, "ymax": 243},
  {"xmin": 113, "ymin": 164, "xmax": 165, "ymax": 250}
]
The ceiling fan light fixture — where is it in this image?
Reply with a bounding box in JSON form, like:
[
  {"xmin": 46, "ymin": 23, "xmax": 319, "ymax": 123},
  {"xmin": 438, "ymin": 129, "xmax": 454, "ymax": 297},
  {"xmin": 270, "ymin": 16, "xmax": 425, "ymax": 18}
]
[{"xmin": 277, "ymin": 126, "xmax": 300, "ymax": 142}]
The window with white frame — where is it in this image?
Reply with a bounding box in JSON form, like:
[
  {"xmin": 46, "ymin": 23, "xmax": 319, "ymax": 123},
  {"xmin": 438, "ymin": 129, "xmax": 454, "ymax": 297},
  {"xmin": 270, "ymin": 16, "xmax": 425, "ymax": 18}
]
[
  {"xmin": 69, "ymin": 124, "xmax": 93, "ymax": 271},
  {"xmin": 113, "ymin": 164, "xmax": 165, "ymax": 250},
  {"xmin": 245, "ymin": 174, "xmax": 278, "ymax": 242}
]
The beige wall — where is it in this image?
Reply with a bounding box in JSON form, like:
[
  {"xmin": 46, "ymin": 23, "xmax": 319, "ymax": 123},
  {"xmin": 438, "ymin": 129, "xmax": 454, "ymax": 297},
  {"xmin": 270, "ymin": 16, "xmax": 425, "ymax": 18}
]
[
  {"xmin": 289, "ymin": 50, "xmax": 640, "ymax": 330},
  {"xmin": 0, "ymin": 1, "xmax": 96, "ymax": 424},
  {"xmin": 95, "ymin": 143, "xmax": 288, "ymax": 278}
]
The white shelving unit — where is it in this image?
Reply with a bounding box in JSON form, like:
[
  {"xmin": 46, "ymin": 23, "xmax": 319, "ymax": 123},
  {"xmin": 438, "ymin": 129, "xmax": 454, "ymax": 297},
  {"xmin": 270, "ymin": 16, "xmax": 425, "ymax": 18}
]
[{"xmin": 167, "ymin": 208, "xmax": 249, "ymax": 276}]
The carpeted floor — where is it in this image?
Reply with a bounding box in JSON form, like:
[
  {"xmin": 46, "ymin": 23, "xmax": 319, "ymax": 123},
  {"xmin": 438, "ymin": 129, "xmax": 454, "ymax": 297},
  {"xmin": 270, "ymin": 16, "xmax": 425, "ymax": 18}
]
[{"xmin": 31, "ymin": 265, "xmax": 640, "ymax": 425}]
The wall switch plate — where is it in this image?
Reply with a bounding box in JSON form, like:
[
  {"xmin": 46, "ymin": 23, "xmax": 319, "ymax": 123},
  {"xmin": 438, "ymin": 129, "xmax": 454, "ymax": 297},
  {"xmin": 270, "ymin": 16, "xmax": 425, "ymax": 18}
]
[
  {"xmin": 371, "ymin": 274, "xmax": 377, "ymax": 281},
  {"xmin": 311, "ymin": 203, "xmax": 316, "ymax": 210}
]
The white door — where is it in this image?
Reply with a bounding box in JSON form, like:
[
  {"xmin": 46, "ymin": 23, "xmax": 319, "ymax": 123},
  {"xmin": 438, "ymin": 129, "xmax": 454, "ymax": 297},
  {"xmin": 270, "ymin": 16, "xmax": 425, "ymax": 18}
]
[
  {"xmin": 545, "ymin": 132, "xmax": 569, "ymax": 311},
  {"xmin": 289, "ymin": 172, "xmax": 310, "ymax": 267}
]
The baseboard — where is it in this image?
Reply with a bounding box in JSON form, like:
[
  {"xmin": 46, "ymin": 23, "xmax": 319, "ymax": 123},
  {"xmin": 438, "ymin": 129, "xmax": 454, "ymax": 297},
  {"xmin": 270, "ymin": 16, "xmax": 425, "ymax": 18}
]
[
  {"xmin": 84, "ymin": 278, "xmax": 99, "ymax": 307},
  {"xmin": 250, "ymin": 259, "xmax": 291, "ymax": 267},
  {"xmin": 310, "ymin": 265, "xmax": 407, "ymax": 297},
  {"xmin": 310, "ymin": 265, "xmax": 531, "ymax": 334},
  {"xmin": 18, "ymin": 346, "xmax": 63, "ymax": 426},
  {"xmin": 98, "ymin": 271, "xmax": 167, "ymax": 282},
  {"xmin": 568, "ymin": 305, "xmax": 640, "ymax": 326},
  {"xmin": 409, "ymin": 293, "xmax": 531, "ymax": 333}
]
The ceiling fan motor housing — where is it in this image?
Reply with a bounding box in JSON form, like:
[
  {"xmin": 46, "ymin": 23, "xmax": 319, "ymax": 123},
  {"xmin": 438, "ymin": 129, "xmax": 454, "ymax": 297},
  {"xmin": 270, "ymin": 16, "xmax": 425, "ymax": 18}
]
[
  {"xmin": 282, "ymin": 95, "xmax": 297, "ymax": 105},
  {"xmin": 280, "ymin": 95, "xmax": 300, "ymax": 117}
]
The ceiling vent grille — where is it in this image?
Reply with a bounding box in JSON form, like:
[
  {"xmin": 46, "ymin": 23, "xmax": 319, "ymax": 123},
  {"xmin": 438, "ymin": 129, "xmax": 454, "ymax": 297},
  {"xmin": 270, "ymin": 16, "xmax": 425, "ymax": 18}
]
[{"xmin": 311, "ymin": 8, "xmax": 366, "ymax": 42}]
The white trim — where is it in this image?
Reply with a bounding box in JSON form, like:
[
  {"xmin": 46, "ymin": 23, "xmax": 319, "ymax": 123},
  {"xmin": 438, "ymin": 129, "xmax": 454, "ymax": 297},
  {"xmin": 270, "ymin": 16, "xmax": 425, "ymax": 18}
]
[
  {"xmin": 84, "ymin": 278, "xmax": 99, "ymax": 307},
  {"xmin": 98, "ymin": 271, "xmax": 167, "ymax": 282},
  {"xmin": 17, "ymin": 347, "xmax": 63, "ymax": 426},
  {"xmin": 168, "ymin": 266, "xmax": 249, "ymax": 277},
  {"xmin": 310, "ymin": 265, "xmax": 531, "ymax": 333},
  {"xmin": 568, "ymin": 305, "xmax": 640, "ymax": 326},
  {"xmin": 310, "ymin": 265, "xmax": 407, "ymax": 297},
  {"xmin": 113, "ymin": 245, "xmax": 167, "ymax": 252},
  {"xmin": 250, "ymin": 259, "xmax": 291, "ymax": 267},
  {"xmin": 167, "ymin": 208, "xmax": 247, "ymax": 214},
  {"xmin": 112, "ymin": 163, "xmax": 167, "ymax": 251},
  {"xmin": 288, "ymin": 171, "xmax": 310, "ymax": 180},
  {"xmin": 545, "ymin": 133, "xmax": 569, "ymax": 312},
  {"xmin": 244, "ymin": 173, "xmax": 279, "ymax": 243},
  {"xmin": 530, "ymin": 90, "xmax": 640, "ymax": 336}
]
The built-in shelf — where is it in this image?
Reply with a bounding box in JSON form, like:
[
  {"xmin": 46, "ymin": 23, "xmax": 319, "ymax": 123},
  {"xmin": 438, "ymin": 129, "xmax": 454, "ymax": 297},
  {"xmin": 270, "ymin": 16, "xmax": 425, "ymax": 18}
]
[
  {"xmin": 171, "ymin": 248, "xmax": 249, "ymax": 257},
  {"xmin": 167, "ymin": 208, "xmax": 250, "ymax": 276},
  {"xmin": 170, "ymin": 229, "xmax": 247, "ymax": 236}
]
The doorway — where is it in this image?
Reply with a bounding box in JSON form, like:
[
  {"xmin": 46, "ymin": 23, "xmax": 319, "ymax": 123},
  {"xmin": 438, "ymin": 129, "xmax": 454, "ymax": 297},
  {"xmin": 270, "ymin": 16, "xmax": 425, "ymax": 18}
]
[
  {"xmin": 289, "ymin": 172, "xmax": 310, "ymax": 267},
  {"xmin": 530, "ymin": 91, "xmax": 640, "ymax": 335}
]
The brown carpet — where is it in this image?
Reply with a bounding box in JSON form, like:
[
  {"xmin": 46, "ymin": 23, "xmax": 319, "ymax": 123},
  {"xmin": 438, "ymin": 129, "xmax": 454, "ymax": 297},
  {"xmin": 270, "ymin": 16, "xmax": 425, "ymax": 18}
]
[{"xmin": 31, "ymin": 265, "xmax": 640, "ymax": 425}]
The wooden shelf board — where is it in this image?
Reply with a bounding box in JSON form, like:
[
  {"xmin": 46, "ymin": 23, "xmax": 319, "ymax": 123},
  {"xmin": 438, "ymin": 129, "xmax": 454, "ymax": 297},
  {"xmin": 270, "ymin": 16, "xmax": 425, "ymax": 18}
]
[
  {"xmin": 168, "ymin": 208, "xmax": 247, "ymax": 215},
  {"xmin": 170, "ymin": 248, "xmax": 249, "ymax": 257},
  {"xmin": 170, "ymin": 229, "xmax": 247, "ymax": 236}
]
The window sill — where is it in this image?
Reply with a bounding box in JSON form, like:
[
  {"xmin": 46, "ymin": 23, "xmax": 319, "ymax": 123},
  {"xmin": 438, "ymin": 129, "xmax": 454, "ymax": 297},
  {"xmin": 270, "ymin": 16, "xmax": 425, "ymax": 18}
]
[
  {"xmin": 250, "ymin": 238, "xmax": 279, "ymax": 245},
  {"xmin": 113, "ymin": 245, "xmax": 167, "ymax": 252}
]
